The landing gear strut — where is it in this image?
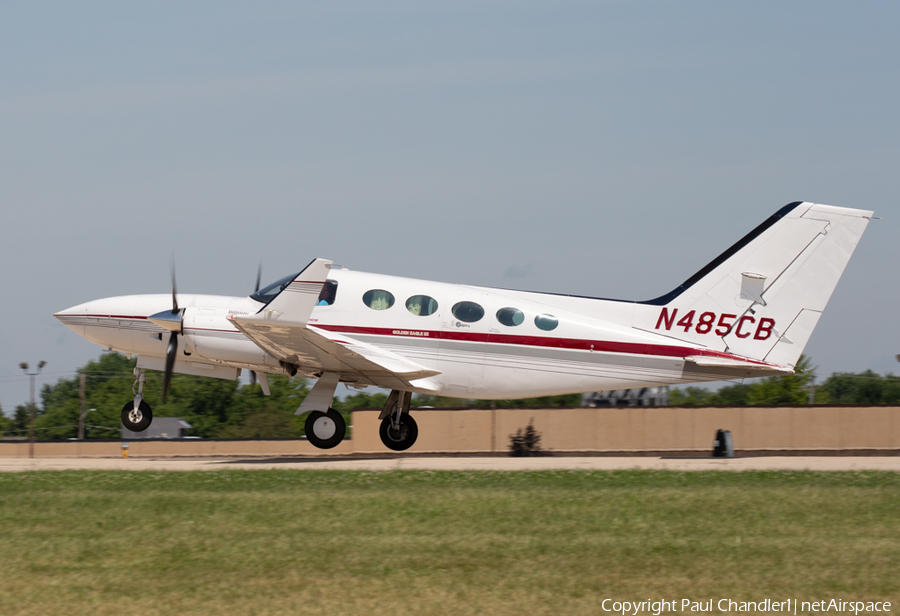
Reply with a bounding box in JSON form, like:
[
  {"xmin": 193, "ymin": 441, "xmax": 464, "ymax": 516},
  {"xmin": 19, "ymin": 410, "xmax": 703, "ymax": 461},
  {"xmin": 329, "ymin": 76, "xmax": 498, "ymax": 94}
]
[
  {"xmin": 304, "ymin": 408, "xmax": 346, "ymax": 449},
  {"xmin": 122, "ymin": 368, "xmax": 153, "ymax": 432},
  {"xmin": 378, "ymin": 390, "xmax": 418, "ymax": 451}
]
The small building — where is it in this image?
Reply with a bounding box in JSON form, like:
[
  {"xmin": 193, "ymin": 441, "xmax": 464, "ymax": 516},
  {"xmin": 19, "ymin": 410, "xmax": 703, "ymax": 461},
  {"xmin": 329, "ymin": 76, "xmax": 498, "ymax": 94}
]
[{"xmin": 121, "ymin": 417, "xmax": 193, "ymax": 439}]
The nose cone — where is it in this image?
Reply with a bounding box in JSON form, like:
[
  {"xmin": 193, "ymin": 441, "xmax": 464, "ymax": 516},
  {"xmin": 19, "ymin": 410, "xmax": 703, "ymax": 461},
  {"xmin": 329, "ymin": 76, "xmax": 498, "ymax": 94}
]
[
  {"xmin": 54, "ymin": 296, "xmax": 134, "ymax": 338},
  {"xmin": 54, "ymin": 299, "xmax": 99, "ymax": 338},
  {"xmin": 56, "ymin": 294, "xmax": 177, "ymax": 342},
  {"xmin": 54, "ymin": 301, "xmax": 89, "ymax": 318}
]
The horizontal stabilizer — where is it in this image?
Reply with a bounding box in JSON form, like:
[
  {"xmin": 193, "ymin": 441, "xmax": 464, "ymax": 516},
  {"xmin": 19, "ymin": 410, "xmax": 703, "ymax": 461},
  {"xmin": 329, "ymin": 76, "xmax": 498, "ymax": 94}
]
[{"xmin": 684, "ymin": 355, "xmax": 791, "ymax": 373}]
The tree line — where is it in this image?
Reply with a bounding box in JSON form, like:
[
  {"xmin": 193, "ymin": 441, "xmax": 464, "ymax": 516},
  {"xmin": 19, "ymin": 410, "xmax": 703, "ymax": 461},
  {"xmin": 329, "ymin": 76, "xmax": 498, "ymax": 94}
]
[
  {"xmin": 0, "ymin": 353, "xmax": 581, "ymax": 440},
  {"xmin": 0, "ymin": 353, "xmax": 898, "ymax": 439}
]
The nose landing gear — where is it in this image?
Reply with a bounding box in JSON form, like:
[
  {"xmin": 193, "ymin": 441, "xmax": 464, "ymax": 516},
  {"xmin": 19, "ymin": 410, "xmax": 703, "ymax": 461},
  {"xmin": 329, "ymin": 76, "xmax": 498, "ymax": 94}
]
[
  {"xmin": 122, "ymin": 399, "xmax": 153, "ymax": 432},
  {"xmin": 122, "ymin": 368, "xmax": 153, "ymax": 432}
]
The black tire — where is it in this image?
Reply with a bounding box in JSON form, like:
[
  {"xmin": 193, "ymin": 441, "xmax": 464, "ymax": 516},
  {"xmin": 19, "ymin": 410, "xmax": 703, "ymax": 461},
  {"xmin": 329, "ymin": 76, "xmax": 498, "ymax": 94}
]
[
  {"xmin": 304, "ymin": 408, "xmax": 346, "ymax": 449},
  {"xmin": 121, "ymin": 399, "xmax": 153, "ymax": 432},
  {"xmin": 379, "ymin": 413, "xmax": 418, "ymax": 451}
]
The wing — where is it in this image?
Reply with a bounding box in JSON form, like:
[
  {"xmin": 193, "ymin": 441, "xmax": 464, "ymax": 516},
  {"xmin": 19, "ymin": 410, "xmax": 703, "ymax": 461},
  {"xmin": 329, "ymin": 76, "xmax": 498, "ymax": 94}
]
[
  {"xmin": 232, "ymin": 318, "xmax": 441, "ymax": 390},
  {"xmin": 233, "ymin": 258, "xmax": 441, "ymax": 390}
]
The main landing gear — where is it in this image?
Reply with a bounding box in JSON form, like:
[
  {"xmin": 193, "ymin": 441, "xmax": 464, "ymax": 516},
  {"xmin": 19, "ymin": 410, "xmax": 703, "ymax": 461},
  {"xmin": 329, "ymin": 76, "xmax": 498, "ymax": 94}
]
[
  {"xmin": 378, "ymin": 390, "xmax": 418, "ymax": 451},
  {"xmin": 297, "ymin": 372, "xmax": 347, "ymax": 449},
  {"xmin": 380, "ymin": 413, "xmax": 418, "ymax": 451},
  {"xmin": 122, "ymin": 367, "xmax": 153, "ymax": 432},
  {"xmin": 304, "ymin": 408, "xmax": 346, "ymax": 449}
]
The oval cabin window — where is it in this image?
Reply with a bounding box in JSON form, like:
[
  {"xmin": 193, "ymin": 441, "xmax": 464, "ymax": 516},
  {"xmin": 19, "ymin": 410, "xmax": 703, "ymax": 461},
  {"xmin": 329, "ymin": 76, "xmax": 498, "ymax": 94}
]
[
  {"xmin": 363, "ymin": 289, "xmax": 395, "ymax": 310},
  {"xmin": 406, "ymin": 295, "xmax": 438, "ymax": 316},
  {"xmin": 451, "ymin": 301, "xmax": 485, "ymax": 323},
  {"xmin": 534, "ymin": 313, "xmax": 559, "ymax": 331},
  {"xmin": 496, "ymin": 307, "xmax": 524, "ymax": 327}
]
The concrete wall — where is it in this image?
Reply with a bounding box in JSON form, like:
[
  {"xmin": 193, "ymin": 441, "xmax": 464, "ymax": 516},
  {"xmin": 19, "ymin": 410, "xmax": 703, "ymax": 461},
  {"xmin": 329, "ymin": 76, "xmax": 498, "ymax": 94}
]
[
  {"xmin": 1, "ymin": 406, "xmax": 898, "ymax": 457},
  {"xmin": 352, "ymin": 406, "xmax": 900, "ymax": 453}
]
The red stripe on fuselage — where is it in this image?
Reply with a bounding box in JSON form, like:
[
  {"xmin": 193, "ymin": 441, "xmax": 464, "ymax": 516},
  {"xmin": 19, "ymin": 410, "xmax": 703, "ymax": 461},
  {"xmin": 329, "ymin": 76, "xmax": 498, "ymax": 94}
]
[
  {"xmin": 314, "ymin": 324, "xmax": 773, "ymax": 367},
  {"xmin": 79, "ymin": 314, "xmax": 149, "ymax": 320}
]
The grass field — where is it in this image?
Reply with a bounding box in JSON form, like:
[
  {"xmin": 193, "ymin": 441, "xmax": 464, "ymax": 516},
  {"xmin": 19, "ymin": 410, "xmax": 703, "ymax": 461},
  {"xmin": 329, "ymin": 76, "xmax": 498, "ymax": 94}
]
[{"xmin": 0, "ymin": 470, "xmax": 898, "ymax": 615}]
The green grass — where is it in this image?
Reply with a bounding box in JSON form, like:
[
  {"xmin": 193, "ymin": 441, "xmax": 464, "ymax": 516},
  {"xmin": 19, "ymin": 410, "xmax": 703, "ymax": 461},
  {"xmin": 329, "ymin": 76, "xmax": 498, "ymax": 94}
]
[{"xmin": 0, "ymin": 470, "xmax": 898, "ymax": 615}]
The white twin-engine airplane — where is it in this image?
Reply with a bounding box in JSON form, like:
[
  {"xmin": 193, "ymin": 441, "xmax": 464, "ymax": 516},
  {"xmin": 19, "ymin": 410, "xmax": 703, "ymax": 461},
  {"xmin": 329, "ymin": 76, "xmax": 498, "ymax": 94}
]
[{"xmin": 56, "ymin": 202, "xmax": 872, "ymax": 451}]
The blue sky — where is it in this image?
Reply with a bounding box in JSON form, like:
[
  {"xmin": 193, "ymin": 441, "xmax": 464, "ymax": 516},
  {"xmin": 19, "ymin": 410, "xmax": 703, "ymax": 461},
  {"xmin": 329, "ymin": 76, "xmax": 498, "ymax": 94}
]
[{"xmin": 1, "ymin": 2, "xmax": 898, "ymax": 411}]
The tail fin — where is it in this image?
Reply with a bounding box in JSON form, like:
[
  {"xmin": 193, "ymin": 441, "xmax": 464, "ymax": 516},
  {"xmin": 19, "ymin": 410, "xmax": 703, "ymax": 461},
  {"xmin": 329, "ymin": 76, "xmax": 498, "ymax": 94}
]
[{"xmin": 637, "ymin": 202, "xmax": 873, "ymax": 367}]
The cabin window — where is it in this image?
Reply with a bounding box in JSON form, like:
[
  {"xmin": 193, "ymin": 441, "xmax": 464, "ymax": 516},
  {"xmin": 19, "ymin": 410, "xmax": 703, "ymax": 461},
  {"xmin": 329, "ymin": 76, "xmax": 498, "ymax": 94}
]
[
  {"xmin": 363, "ymin": 289, "xmax": 395, "ymax": 310},
  {"xmin": 496, "ymin": 307, "xmax": 524, "ymax": 327},
  {"xmin": 452, "ymin": 301, "xmax": 484, "ymax": 323},
  {"xmin": 534, "ymin": 313, "xmax": 559, "ymax": 331},
  {"xmin": 317, "ymin": 280, "xmax": 338, "ymax": 306},
  {"xmin": 406, "ymin": 295, "xmax": 438, "ymax": 316}
]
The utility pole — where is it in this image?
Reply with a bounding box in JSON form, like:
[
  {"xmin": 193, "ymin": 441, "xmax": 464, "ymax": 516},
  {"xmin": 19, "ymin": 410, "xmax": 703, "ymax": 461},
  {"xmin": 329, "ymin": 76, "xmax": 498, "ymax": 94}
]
[
  {"xmin": 79, "ymin": 374, "xmax": 86, "ymax": 440},
  {"xmin": 20, "ymin": 361, "xmax": 46, "ymax": 459}
]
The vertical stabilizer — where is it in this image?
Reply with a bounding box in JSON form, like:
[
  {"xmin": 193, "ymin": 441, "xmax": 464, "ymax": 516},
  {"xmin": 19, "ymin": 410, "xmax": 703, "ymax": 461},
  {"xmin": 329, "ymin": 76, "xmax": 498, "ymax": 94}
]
[{"xmin": 635, "ymin": 202, "xmax": 872, "ymax": 367}]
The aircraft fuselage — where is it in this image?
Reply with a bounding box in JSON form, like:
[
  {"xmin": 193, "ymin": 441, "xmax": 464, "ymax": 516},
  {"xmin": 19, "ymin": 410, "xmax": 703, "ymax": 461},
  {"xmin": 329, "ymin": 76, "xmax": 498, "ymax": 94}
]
[{"xmin": 56, "ymin": 268, "xmax": 785, "ymax": 400}]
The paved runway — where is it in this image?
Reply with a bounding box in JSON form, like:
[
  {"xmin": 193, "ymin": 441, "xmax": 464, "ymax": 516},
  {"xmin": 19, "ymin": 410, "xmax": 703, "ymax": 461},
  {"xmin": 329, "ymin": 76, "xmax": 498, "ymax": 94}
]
[{"xmin": 2, "ymin": 456, "xmax": 900, "ymax": 472}]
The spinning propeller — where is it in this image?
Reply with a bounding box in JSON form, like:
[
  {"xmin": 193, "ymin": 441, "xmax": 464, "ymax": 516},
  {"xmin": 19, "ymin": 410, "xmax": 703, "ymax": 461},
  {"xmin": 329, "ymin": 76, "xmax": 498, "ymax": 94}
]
[
  {"xmin": 249, "ymin": 263, "xmax": 262, "ymax": 388},
  {"xmin": 149, "ymin": 264, "xmax": 265, "ymax": 400},
  {"xmin": 147, "ymin": 267, "xmax": 184, "ymax": 403}
]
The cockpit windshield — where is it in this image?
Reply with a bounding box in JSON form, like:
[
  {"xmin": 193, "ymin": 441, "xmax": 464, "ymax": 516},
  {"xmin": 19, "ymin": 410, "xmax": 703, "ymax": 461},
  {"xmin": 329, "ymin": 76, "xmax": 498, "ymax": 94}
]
[{"xmin": 249, "ymin": 272, "xmax": 299, "ymax": 305}]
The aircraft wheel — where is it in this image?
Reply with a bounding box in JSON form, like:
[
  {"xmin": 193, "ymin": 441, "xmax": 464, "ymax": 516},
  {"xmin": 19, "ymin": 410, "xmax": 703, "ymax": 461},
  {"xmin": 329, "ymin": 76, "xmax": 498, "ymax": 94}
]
[
  {"xmin": 305, "ymin": 408, "xmax": 346, "ymax": 449},
  {"xmin": 379, "ymin": 413, "xmax": 418, "ymax": 451},
  {"xmin": 121, "ymin": 400, "xmax": 153, "ymax": 432}
]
